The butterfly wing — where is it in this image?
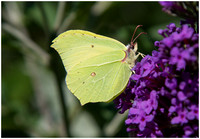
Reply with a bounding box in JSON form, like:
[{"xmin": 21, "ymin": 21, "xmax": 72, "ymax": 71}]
[
  {"xmin": 52, "ymin": 30, "xmax": 126, "ymax": 71},
  {"xmin": 51, "ymin": 30, "xmax": 132, "ymax": 105}
]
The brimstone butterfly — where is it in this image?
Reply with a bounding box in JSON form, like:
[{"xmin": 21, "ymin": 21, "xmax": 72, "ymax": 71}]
[{"xmin": 51, "ymin": 25, "xmax": 145, "ymax": 105}]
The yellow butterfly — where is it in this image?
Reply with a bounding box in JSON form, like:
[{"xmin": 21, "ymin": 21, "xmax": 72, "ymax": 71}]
[{"xmin": 51, "ymin": 25, "xmax": 145, "ymax": 105}]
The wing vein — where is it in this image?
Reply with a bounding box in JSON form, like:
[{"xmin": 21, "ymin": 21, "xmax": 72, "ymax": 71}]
[
  {"xmin": 63, "ymin": 50, "xmax": 125, "ymax": 70},
  {"xmin": 90, "ymin": 64, "xmax": 116, "ymax": 102},
  {"xmin": 106, "ymin": 63, "xmax": 123, "ymax": 99}
]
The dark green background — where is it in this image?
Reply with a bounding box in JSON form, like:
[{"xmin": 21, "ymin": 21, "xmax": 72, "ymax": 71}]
[{"xmin": 2, "ymin": 1, "xmax": 181, "ymax": 137}]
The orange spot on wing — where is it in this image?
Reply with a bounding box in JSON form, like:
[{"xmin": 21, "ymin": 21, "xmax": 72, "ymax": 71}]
[{"xmin": 91, "ymin": 72, "xmax": 96, "ymax": 77}]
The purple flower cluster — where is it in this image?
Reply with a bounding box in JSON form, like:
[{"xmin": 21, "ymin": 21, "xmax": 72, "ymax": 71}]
[
  {"xmin": 114, "ymin": 23, "xmax": 199, "ymax": 137},
  {"xmin": 159, "ymin": 1, "xmax": 186, "ymax": 15},
  {"xmin": 159, "ymin": 2, "xmax": 198, "ymax": 23}
]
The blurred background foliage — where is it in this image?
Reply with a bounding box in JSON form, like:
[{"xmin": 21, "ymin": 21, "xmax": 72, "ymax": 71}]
[{"xmin": 2, "ymin": 1, "xmax": 181, "ymax": 137}]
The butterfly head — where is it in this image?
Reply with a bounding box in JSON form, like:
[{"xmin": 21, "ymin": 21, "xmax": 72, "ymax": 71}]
[{"xmin": 125, "ymin": 25, "xmax": 147, "ymax": 69}]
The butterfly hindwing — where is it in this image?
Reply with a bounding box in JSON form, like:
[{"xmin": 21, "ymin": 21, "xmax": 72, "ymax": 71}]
[{"xmin": 67, "ymin": 51, "xmax": 131, "ymax": 105}]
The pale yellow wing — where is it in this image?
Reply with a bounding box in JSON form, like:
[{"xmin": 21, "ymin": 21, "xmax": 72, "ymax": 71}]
[
  {"xmin": 51, "ymin": 30, "xmax": 132, "ymax": 105},
  {"xmin": 51, "ymin": 30, "xmax": 126, "ymax": 71}
]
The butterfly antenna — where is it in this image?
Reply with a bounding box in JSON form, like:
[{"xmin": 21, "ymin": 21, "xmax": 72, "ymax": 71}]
[
  {"xmin": 131, "ymin": 25, "xmax": 143, "ymax": 45},
  {"xmin": 131, "ymin": 32, "xmax": 147, "ymax": 47},
  {"xmin": 127, "ymin": 25, "xmax": 147, "ymax": 51}
]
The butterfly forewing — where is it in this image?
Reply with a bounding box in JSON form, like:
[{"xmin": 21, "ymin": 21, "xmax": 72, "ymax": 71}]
[{"xmin": 52, "ymin": 30, "xmax": 126, "ymax": 71}]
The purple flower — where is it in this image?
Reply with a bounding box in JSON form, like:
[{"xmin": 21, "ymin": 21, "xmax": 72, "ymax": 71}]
[
  {"xmin": 159, "ymin": 1, "xmax": 174, "ymax": 8},
  {"xmin": 172, "ymin": 25, "xmax": 194, "ymax": 44},
  {"xmin": 179, "ymin": 81, "xmax": 186, "ymax": 90},
  {"xmin": 187, "ymin": 105, "xmax": 199, "ymax": 120},
  {"xmin": 183, "ymin": 126, "xmax": 194, "ymax": 137},
  {"xmin": 154, "ymin": 41, "xmax": 160, "ymax": 47},
  {"xmin": 177, "ymin": 91, "xmax": 187, "ymax": 101},
  {"xmin": 146, "ymin": 90, "xmax": 158, "ymax": 114},
  {"xmin": 169, "ymin": 47, "xmax": 186, "ymax": 70},
  {"xmin": 159, "ymin": 2, "xmax": 198, "ymax": 23},
  {"xmin": 133, "ymin": 113, "xmax": 154, "ymax": 131},
  {"xmin": 171, "ymin": 109, "xmax": 188, "ymax": 125},
  {"xmin": 131, "ymin": 55, "xmax": 155, "ymax": 80},
  {"xmin": 167, "ymin": 23, "xmax": 176, "ymax": 31},
  {"xmin": 162, "ymin": 37, "xmax": 174, "ymax": 47},
  {"xmin": 125, "ymin": 101, "xmax": 155, "ymax": 132},
  {"xmin": 159, "ymin": 1, "xmax": 186, "ymax": 15},
  {"xmin": 165, "ymin": 78, "xmax": 177, "ymax": 89},
  {"xmin": 168, "ymin": 105, "xmax": 176, "ymax": 116}
]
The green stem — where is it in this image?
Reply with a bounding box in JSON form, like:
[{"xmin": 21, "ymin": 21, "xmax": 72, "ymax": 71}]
[{"xmin": 49, "ymin": 49, "xmax": 71, "ymax": 137}]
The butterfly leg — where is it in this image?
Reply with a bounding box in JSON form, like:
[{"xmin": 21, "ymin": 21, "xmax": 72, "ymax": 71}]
[
  {"xmin": 137, "ymin": 52, "xmax": 145, "ymax": 58},
  {"xmin": 132, "ymin": 70, "xmax": 135, "ymax": 74}
]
